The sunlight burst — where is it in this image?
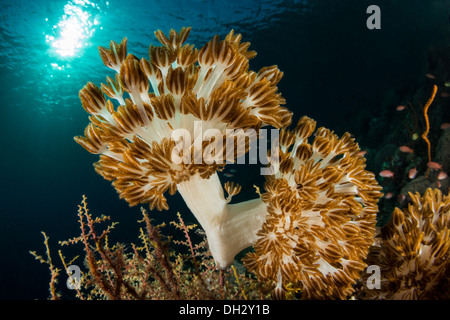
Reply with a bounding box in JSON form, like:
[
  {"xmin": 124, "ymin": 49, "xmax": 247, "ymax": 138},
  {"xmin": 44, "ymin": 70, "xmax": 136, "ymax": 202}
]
[{"xmin": 46, "ymin": 0, "xmax": 101, "ymax": 57}]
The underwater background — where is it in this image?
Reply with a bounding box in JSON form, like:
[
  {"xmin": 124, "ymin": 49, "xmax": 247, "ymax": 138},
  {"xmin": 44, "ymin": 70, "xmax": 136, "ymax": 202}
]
[{"xmin": 0, "ymin": 0, "xmax": 449, "ymax": 299}]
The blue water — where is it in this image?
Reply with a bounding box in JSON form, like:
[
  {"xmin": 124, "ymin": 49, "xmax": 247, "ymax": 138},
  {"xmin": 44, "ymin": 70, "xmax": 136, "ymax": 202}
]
[{"xmin": 0, "ymin": 0, "xmax": 449, "ymax": 299}]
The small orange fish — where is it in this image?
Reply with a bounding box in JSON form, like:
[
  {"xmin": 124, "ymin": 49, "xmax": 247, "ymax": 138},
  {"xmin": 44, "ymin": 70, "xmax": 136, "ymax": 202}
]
[
  {"xmin": 396, "ymin": 105, "xmax": 406, "ymax": 111},
  {"xmin": 379, "ymin": 170, "xmax": 394, "ymax": 178},
  {"xmin": 438, "ymin": 171, "xmax": 448, "ymax": 180},
  {"xmin": 408, "ymin": 167, "xmax": 417, "ymax": 179},
  {"xmin": 425, "ymin": 73, "xmax": 435, "ymax": 79},
  {"xmin": 399, "ymin": 146, "xmax": 414, "ymax": 153},
  {"xmin": 427, "ymin": 161, "xmax": 442, "ymax": 170},
  {"xmin": 441, "ymin": 123, "xmax": 450, "ymax": 130},
  {"xmin": 384, "ymin": 192, "xmax": 394, "ymax": 199},
  {"xmin": 357, "ymin": 150, "xmax": 368, "ymax": 156}
]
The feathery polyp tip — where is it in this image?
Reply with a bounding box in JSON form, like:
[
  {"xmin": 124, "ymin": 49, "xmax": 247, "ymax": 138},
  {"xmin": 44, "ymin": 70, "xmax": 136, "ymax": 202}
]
[
  {"xmin": 119, "ymin": 57, "xmax": 149, "ymax": 94},
  {"xmin": 98, "ymin": 37, "xmax": 127, "ymax": 71}
]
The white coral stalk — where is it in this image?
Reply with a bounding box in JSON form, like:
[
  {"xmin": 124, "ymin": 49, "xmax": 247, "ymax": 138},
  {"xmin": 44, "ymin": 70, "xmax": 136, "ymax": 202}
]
[{"xmin": 177, "ymin": 172, "xmax": 267, "ymax": 268}]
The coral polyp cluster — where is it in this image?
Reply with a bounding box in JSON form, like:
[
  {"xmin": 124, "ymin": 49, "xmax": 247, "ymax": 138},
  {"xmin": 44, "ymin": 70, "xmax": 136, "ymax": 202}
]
[
  {"xmin": 244, "ymin": 116, "xmax": 383, "ymax": 299},
  {"xmin": 366, "ymin": 188, "xmax": 450, "ymax": 299},
  {"xmin": 75, "ymin": 27, "xmax": 294, "ymax": 268},
  {"xmin": 75, "ymin": 27, "xmax": 290, "ymax": 211},
  {"xmin": 74, "ymin": 27, "xmax": 386, "ymax": 296}
]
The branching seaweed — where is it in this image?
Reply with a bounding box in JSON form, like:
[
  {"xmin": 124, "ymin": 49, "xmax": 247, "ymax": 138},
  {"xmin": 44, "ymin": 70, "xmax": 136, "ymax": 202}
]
[{"xmin": 31, "ymin": 196, "xmax": 265, "ymax": 300}]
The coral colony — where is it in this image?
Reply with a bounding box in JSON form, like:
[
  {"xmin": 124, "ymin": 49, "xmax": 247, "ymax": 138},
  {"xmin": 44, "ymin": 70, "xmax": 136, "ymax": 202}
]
[
  {"xmin": 365, "ymin": 189, "xmax": 450, "ymax": 299},
  {"xmin": 33, "ymin": 27, "xmax": 450, "ymax": 300}
]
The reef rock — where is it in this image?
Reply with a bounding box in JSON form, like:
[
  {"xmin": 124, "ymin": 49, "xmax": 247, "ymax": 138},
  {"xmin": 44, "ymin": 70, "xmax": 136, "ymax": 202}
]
[
  {"xmin": 436, "ymin": 128, "xmax": 450, "ymax": 173},
  {"xmin": 400, "ymin": 176, "xmax": 439, "ymax": 198}
]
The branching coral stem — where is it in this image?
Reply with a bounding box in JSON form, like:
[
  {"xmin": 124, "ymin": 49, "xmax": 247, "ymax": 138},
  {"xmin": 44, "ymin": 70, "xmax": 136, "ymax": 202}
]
[
  {"xmin": 421, "ymin": 84, "xmax": 438, "ymax": 163},
  {"xmin": 172, "ymin": 212, "xmax": 199, "ymax": 272},
  {"xmin": 29, "ymin": 232, "xmax": 61, "ymax": 300},
  {"xmin": 231, "ymin": 265, "xmax": 248, "ymax": 300},
  {"xmin": 141, "ymin": 212, "xmax": 182, "ymax": 299},
  {"xmin": 58, "ymin": 251, "xmax": 84, "ymax": 299}
]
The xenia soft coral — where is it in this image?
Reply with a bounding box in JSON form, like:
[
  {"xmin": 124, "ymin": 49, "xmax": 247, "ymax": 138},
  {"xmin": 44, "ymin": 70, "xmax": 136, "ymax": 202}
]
[
  {"xmin": 243, "ymin": 116, "xmax": 382, "ymax": 299},
  {"xmin": 75, "ymin": 27, "xmax": 291, "ymax": 268},
  {"xmin": 365, "ymin": 188, "xmax": 450, "ymax": 299},
  {"xmin": 75, "ymin": 27, "xmax": 382, "ymax": 299}
]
